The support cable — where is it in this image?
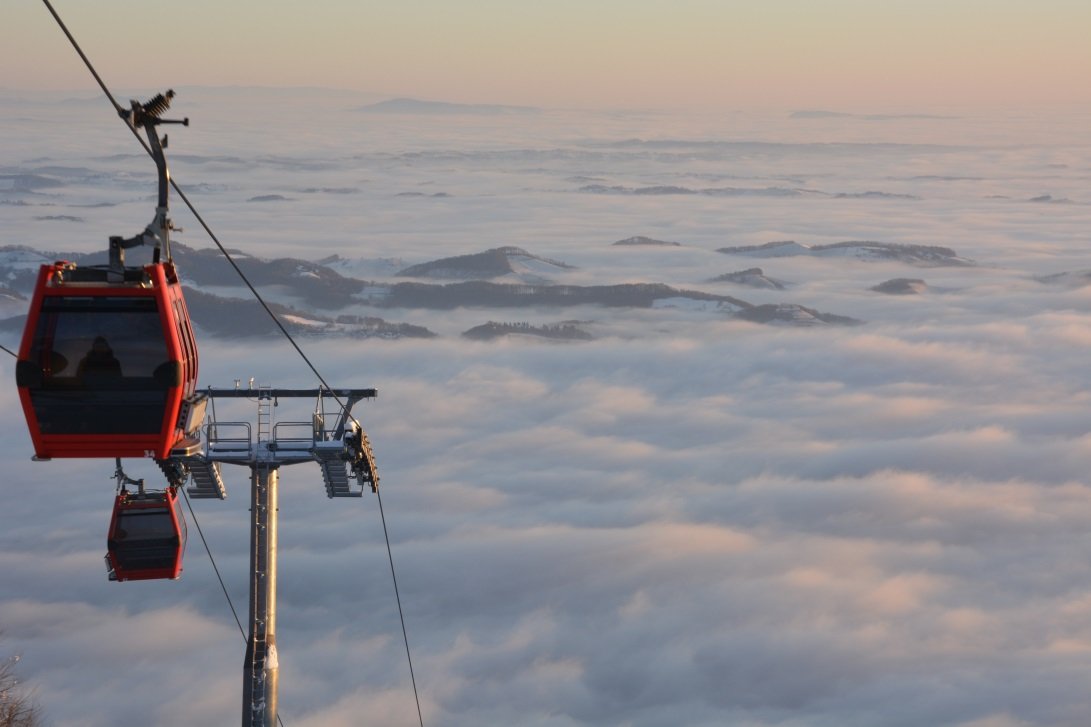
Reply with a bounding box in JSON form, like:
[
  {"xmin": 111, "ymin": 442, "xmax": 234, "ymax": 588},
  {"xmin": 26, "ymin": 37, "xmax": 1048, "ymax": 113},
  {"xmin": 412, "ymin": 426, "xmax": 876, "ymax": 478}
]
[
  {"xmin": 40, "ymin": 0, "xmax": 125, "ymax": 116},
  {"xmin": 0, "ymin": 344, "xmax": 16, "ymax": 358},
  {"xmin": 182, "ymin": 489, "xmax": 288, "ymax": 727},
  {"xmin": 181, "ymin": 488, "xmax": 246, "ymax": 639},
  {"xmin": 39, "ymin": 3, "xmax": 423, "ymax": 723},
  {"xmin": 168, "ymin": 183, "xmax": 341, "ymax": 398},
  {"xmin": 378, "ymin": 488, "xmax": 425, "ymax": 727}
]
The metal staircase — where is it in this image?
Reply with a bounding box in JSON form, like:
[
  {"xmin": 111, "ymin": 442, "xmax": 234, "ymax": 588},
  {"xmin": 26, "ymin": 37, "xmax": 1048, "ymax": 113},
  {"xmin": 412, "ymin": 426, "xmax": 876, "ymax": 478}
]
[
  {"xmin": 186, "ymin": 457, "xmax": 227, "ymax": 500},
  {"xmin": 314, "ymin": 441, "xmax": 357, "ymax": 497}
]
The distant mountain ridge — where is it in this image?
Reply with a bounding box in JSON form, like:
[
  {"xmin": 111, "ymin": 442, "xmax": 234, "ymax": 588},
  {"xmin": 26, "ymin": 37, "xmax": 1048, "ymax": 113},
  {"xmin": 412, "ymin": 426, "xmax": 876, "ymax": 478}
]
[
  {"xmin": 612, "ymin": 236, "xmax": 681, "ymax": 247},
  {"xmin": 463, "ymin": 321, "xmax": 593, "ymax": 341},
  {"xmin": 396, "ymin": 246, "xmax": 573, "ymax": 282},
  {"xmin": 581, "ymin": 184, "xmax": 918, "ymax": 200},
  {"xmin": 734, "ymin": 304, "xmax": 862, "ymax": 326},
  {"xmin": 374, "ymin": 280, "xmax": 751, "ymax": 311},
  {"xmin": 356, "ymin": 98, "xmax": 539, "ymax": 115},
  {"xmin": 710, "ymin": 268, "xmax": 787, "ymax": 289},
  {"xmin": 0, "ymin": 243, "xmax": 862, "ymax": 335},
  {"xmin": 1036, "ymin": 270, "xmax": 1091, "ymax": 287},
  {"xmin": 0, "ymin": 243, "xmax": 425, "ymax": 338},
  {"xmin": 790, "ymin": 109, "xmax": 956, "ymax": 121},
  {"xmin": 717, "ymin": 240, "xmax": 972, "ymax": 266},
  {"xmin": 871, "ymin": 278, "xmax": 928, "ymax": 295},
  {"xmin": 181, "ymin": 288, "xmax": 436, "ymax": 339}
]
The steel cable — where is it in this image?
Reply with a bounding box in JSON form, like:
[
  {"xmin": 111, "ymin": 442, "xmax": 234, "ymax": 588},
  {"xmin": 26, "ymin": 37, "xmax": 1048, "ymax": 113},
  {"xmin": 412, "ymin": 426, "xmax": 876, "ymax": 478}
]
[{"xmin": 181, "ymin": 489, "xmax": 287, "ymax": 727}]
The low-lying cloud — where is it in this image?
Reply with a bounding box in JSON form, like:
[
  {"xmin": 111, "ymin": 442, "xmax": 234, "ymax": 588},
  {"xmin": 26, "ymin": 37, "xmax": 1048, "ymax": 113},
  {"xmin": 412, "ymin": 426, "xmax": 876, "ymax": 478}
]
[{"xmin": 2, "ymin": 89, "xmax": 1091, "ymax": 727}]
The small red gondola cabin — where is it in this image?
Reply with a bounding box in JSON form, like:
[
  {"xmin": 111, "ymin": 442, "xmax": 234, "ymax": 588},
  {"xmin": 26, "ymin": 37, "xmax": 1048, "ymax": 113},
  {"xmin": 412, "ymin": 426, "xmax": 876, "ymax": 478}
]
[
  {"xmin": 15, "ymin": 259, "xmax": 200, "ymax": 459},
  {"xmin": 106, "ymin": 487, "xmax": 187, "ymax": 581}
]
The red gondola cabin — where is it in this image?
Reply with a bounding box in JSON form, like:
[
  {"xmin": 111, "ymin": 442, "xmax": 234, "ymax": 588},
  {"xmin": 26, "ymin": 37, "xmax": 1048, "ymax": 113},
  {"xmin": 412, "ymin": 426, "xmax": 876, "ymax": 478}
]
[
  {"xmin": 106, "ymin": 487, "xmax": 187, "ymax": 581},
  {"xmin": 15, "ymin": 260, "xmax": 201, "ymax": 459}
]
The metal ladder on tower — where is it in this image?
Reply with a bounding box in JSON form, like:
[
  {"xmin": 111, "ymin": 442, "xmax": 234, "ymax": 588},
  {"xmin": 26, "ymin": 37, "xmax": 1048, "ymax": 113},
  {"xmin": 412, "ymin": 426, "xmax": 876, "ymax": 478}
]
[{"xmin": 257, "ymin": 386, "xmax": 273, "ymax": 449}]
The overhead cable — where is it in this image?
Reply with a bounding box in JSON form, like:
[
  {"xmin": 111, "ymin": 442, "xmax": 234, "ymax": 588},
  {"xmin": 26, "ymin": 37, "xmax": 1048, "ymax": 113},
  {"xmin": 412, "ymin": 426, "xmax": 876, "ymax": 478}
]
[{"xmin": 378, "ymin": 488, "xmax": 426, "ymax": 727}]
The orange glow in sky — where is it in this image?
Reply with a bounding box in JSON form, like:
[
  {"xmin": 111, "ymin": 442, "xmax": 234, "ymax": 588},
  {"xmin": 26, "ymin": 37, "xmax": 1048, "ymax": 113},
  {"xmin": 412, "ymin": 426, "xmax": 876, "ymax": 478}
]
[{"xmin": 4, "ymin": 0, "xmax": 1090, "ymax": 110}]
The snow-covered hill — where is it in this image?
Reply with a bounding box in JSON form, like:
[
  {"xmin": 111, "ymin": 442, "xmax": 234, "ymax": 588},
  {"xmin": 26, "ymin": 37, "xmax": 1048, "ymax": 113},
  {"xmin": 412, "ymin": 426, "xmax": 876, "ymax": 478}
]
[
  {"xmin": 709, "ymin": 267, "xmax": 788, "ymax": 289},
  {"xmin": 0, "ymin": 243, "xmax": 860, "ymax": 335},
  {"xmin": 396, "ymin": 246, "xmax": 574, "ymax": 283}
]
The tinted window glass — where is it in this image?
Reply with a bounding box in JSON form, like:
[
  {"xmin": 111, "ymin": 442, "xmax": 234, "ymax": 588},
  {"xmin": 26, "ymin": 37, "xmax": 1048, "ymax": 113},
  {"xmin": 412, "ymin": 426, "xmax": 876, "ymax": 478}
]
[
  {"xmin": 33, "ymin": 297, "xmax": 167, "ymax": 380},
  {"xmin": 27, "ymin": 297, "xmax": 170, "ymax": 434},
  {"xmin": 114, "ymin": 508, "xmax": 173, "ymax": 541},
  {"xmin": 110, "ymin": 506, "xmax": 179, "ymax": 572}
]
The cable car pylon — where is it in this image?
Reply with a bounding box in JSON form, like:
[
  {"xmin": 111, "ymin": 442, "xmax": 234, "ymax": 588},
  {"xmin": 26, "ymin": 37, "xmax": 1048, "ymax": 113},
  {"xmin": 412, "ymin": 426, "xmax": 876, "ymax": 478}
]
[{"xmin": 160, "ymin": 385, "xmax": 379, "ymax": 727}]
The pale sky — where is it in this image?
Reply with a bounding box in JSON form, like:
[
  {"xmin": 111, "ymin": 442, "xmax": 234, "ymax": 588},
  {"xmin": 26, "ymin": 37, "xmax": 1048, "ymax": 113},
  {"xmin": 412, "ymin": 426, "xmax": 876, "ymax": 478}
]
[{"xmin": 4, "ymin": 0, "xmax": 1091, "ymax": 111}]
